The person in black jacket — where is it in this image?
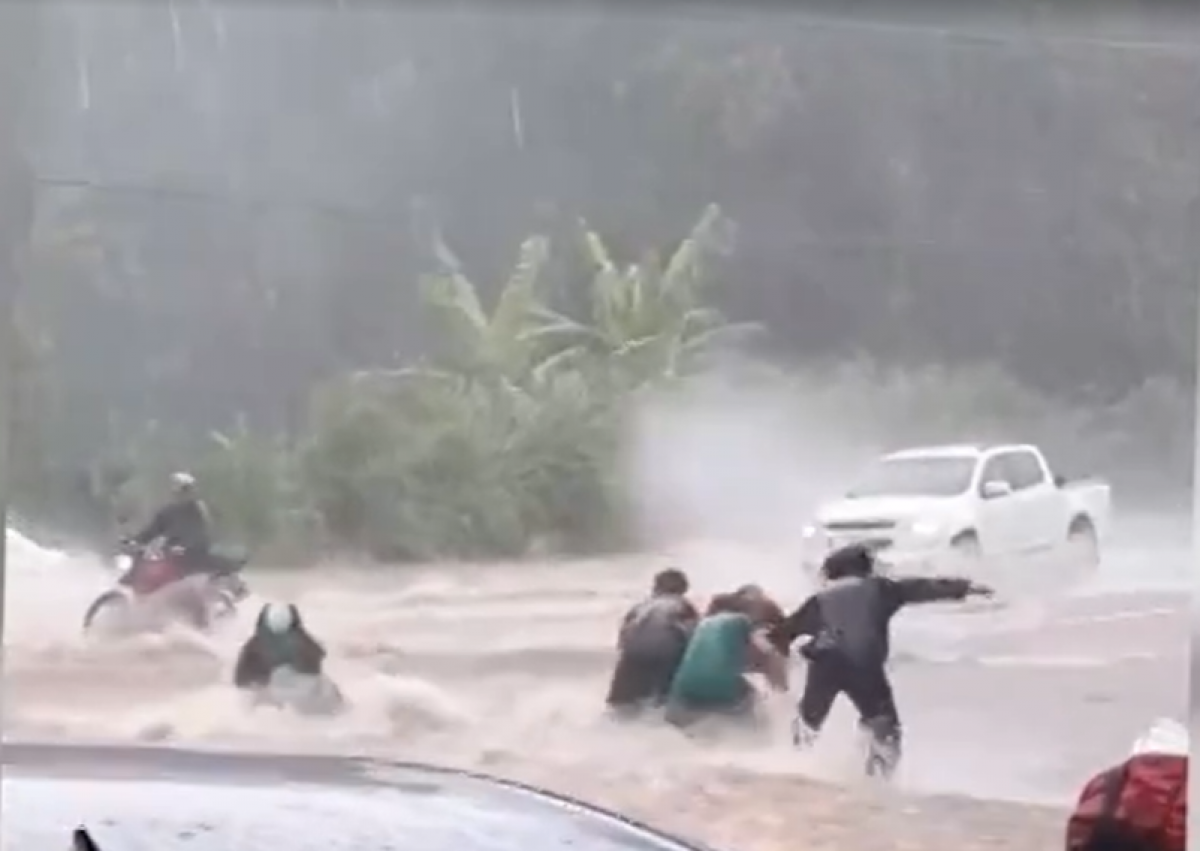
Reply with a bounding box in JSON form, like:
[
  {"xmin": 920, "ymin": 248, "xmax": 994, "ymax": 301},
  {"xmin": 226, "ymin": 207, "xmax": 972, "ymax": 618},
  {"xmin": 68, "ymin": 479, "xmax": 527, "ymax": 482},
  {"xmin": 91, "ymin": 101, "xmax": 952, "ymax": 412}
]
[
  {"xmin": 128, "ymin": 472, "xmax": 220, "ymax": 577},
  {"xmin": 770, "ymin": 543, "xmax": 993, "ymax": 778}
]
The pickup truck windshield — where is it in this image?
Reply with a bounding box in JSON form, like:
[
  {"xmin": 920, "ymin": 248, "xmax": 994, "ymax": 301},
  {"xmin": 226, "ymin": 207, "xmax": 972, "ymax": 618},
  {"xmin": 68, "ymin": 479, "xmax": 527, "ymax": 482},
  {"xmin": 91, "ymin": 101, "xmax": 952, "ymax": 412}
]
[{"xmin": 849, "ymin": 456, "xmax": 976, "ymax": 498}]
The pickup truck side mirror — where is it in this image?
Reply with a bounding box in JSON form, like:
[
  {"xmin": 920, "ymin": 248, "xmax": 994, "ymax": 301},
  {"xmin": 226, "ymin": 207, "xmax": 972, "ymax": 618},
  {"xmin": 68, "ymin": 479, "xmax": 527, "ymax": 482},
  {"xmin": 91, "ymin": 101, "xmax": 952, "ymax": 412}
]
[
  {"xmin": 1053, "ymin": 473, "xmax": 1067, "ymax": 488},
  {"xmin": 980, "ymin": 479, "xmax": 1013, "ymax": 499}
]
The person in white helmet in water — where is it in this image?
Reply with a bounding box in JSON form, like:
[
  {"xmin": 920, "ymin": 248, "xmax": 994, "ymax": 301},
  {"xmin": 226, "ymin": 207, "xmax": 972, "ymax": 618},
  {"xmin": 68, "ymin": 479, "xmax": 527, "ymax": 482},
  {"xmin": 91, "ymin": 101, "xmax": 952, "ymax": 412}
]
[{"xmin": 233, "ymin": 602, "xmax": 327, "ymax": 690}]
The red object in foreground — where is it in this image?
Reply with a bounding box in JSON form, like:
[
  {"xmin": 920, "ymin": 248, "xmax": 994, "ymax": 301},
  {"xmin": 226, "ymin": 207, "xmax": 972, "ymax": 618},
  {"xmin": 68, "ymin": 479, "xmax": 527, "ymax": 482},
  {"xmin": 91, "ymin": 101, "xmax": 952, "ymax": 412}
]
[{"xmin": 1066, "ymin": 752, "xmax": 1187, "ymax": 851}]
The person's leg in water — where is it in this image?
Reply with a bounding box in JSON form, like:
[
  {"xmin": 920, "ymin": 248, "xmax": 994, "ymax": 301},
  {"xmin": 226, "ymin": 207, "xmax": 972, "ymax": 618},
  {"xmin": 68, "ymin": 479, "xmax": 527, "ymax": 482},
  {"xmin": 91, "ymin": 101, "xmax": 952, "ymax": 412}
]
[
  {"xmin": 606, "ymin": 651, "xmax": 661, "ymax": 717},
  {"xmin": 185, "ymin": 584, "xmax": 211, "ymax": 629},
  {"xmin": 615, "ymin": 629, "xmax": 689, "ymax": 716},
  {"xmin": 793, "ymin": 656, "xmax": 844, "ymax": 748},
  {"xmin": 668, "ymin": 676, "xmax": 759, "ymax": 733},
  {"xmin": 841, "ymin": 665, "xmax": 902, "ymax": 779},
  {"xmin": 722, "ymin": 675, "xmax": 762, "ymax": 725},
  {"xmin": 663, "ymin": 698, "xmax": 695, "ymax": 729},
  {"xmin": 173, "ymin": 549, "xmax": 213, "ymax": 629},
  {"xmin": 648, "ymin": 644, "xmax": 688, "ymax": 706},
  {"xmin": 664, "ymin": 679, "xmax": 736, "ymax": 729}
]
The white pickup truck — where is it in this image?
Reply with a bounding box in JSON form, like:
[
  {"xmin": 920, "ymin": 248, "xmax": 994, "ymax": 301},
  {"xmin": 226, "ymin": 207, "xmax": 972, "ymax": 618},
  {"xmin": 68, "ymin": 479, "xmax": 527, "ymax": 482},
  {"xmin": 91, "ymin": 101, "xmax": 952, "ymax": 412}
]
[{"xmin": 801, "ymin": 442, "xmax": 1112, "ymax": 576}]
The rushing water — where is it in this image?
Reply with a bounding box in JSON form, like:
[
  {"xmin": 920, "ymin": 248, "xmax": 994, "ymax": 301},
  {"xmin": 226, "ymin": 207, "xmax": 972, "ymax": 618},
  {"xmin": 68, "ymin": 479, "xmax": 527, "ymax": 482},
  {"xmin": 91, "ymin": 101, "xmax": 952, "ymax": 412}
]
[{"xmin": 0, "ymin": 514, "xmax": 1189, "ymax": 840}]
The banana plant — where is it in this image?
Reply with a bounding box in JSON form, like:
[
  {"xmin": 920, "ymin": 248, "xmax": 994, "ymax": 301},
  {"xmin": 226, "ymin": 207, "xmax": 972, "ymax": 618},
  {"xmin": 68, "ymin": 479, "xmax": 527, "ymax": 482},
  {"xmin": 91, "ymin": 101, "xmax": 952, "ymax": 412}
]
[
  {"xmin": 532, "ymin": 204, "xmax": 765, "ymax": 387},
  {"xmin": 417, "ymin": 233, "xmax": 555, "ymax": 385},
  {"xmin": 296, "ymin": 204, "xmax": 762, "ymax": 559}
]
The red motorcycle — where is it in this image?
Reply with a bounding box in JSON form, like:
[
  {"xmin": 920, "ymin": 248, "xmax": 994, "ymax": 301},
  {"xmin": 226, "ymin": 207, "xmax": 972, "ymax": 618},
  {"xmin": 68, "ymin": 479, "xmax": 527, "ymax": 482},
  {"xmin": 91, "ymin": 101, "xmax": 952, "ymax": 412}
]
[{"xmin": 82, "ymin": 540, "xmax": 247, "ymax": 634}]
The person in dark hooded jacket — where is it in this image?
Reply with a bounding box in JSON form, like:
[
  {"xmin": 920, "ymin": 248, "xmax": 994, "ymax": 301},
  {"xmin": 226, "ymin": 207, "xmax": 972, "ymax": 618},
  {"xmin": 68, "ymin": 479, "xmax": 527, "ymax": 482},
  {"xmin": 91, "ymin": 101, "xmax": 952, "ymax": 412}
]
[
  {"xmin": 769, "ymin": 543, "xmax": 993, "ymax": 778},
  {"xmin": 234, "ymin": 602, "xmax": 327, "ymax": 690},
  {"xmin": 606, "ymin": 568, "xmax": 700, "ymax": 714}
]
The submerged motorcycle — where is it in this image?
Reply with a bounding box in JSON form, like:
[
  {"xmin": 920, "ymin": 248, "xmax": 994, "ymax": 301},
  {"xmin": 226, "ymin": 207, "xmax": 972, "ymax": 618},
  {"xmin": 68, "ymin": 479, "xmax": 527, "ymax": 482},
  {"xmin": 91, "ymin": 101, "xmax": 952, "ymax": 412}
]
[
  {"xmin": 250, "ymin": 667, "xmax": 347, "ymax": 717},
  {"xmin": 82, "ymin": 540, "xmax": 250, "ymax": 635}
]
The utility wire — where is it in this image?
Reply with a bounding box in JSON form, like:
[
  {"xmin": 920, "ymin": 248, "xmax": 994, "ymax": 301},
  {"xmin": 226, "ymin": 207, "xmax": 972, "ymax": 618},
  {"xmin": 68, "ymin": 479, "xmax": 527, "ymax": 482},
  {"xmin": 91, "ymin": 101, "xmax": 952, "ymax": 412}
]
[
  {"xmin": 674, "ymin": 7, "xmax": 1200, "ymax": 54},
  {"xmin": 36, "ymin": 173, "xmax": 386, "ymax": 224},
  {"xmin": 798, "ymin": 16, "xmax": 1199, "ymax": 54},
  {"xmin": 32, "ymin": 172, "xmax": 1190, "ymax": 257}
]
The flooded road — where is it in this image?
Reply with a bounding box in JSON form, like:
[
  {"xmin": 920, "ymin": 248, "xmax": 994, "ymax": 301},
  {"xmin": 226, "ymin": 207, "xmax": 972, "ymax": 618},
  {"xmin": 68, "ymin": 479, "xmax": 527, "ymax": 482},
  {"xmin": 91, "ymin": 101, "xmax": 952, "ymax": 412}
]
[{"xmin": 1, "ymin": 519, "xmax": 1189, "ymax": 851}]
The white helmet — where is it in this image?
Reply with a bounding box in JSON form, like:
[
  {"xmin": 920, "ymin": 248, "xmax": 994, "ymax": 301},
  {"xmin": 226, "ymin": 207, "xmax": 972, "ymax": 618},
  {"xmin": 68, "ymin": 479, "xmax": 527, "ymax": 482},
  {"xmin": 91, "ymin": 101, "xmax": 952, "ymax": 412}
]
[
  {"xmin": 262, "ymin": 602, "xmax": 296, "ymax": 634},
  {"xmin": 170, "ymin": 471, "xmax": 197, "ymax": 493}
]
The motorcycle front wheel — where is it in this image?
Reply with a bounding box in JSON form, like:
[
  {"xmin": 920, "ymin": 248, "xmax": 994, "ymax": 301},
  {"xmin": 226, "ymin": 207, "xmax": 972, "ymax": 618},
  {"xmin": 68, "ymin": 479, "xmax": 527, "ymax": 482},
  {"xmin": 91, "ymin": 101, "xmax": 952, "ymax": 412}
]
[
  {"xmin": 82, "ymin": 590, "xmax": 132, "ymax": 634},
  {"xmin": 208, "ymin": 588, "xmax": 240, "ymax": 622}
]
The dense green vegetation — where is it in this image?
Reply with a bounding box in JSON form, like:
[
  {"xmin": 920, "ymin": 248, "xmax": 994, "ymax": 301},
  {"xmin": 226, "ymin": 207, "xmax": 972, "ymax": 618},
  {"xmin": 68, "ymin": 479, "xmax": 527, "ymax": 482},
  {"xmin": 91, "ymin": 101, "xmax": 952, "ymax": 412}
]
[
  {"xmin": 9, "ymin": 204, "xmax": 1190, "ymax": 562},
  {"xmin": 14, "ymin": 206, "xmax": 752, "ymax": 558},
  {"xmin": 23, "ymin": 13, "xmax": 1197, "ymax": 428}
]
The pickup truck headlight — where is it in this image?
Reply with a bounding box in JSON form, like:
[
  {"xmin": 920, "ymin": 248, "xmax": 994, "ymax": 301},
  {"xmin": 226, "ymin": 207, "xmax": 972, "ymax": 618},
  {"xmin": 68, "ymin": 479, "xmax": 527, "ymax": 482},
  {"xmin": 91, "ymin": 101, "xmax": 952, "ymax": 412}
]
[
  {"xmin": 801, "ymin": 524, "xmax": 819, "ymax": 539},
  {"xmin": 909, "ymin": 519, "xmax": 942, "ymax": 538}
]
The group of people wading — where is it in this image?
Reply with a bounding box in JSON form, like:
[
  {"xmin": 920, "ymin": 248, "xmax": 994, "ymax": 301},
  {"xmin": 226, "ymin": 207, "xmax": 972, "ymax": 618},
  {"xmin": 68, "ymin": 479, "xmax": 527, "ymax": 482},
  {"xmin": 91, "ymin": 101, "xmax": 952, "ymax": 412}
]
[{"xmin": 605, "ymin": 542, "xmax": 993, "ymax": 778}]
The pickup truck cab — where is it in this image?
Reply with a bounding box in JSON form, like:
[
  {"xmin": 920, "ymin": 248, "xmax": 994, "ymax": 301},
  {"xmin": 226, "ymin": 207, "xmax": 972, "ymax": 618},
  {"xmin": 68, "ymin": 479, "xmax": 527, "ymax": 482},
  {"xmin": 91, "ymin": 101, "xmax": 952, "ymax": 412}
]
[{"xmin": 801, "ymin": 442, "xmax": 1111, "ymax": 576}]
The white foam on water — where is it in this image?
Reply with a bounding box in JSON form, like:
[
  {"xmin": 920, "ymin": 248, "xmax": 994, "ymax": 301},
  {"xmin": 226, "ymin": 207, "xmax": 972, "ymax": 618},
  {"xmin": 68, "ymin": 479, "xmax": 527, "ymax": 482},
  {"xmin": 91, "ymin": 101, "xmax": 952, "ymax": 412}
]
[
  {"xmin": 973, "ymin": 652, "xmax": 1163, "ymax": 669},
  {"xmin": 4, "ymin": 526, "xmax": 128, "ymax": 652},
  {"xmin": 5, "ymin": 526, "xmax": 69, "ymax": 572}
]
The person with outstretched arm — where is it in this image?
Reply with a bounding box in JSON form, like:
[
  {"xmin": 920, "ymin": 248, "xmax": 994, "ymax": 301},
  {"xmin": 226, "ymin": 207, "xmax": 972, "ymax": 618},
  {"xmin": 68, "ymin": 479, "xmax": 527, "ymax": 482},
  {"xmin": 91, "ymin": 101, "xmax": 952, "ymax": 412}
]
[{"xmin": 769, "ymin": 543, "xmax": 993, "ymax": 779}]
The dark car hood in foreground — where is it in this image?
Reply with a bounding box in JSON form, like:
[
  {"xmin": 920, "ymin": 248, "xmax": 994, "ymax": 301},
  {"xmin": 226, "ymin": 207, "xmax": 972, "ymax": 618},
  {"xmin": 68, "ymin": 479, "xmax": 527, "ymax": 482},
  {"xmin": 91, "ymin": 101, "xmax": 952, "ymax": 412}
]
[{"xmin": 1, "ymin": 744, "xmax": 710, "ymax": 851}]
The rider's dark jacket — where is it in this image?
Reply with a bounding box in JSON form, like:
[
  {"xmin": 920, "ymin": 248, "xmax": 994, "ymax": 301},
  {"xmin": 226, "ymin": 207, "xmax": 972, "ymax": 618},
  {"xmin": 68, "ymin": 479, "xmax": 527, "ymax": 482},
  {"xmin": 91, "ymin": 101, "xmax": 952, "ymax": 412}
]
[{"xmin": 132, "ymin": 497, "xmax": 213, "ymax": 556}]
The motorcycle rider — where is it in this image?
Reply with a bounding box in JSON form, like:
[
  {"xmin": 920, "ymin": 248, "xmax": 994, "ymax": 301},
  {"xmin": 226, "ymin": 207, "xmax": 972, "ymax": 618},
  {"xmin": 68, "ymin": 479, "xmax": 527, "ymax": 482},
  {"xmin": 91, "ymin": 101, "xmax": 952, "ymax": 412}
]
[
  {"xmin": 770, "ymin": 542, "xmax": 994, "ymax": 779},
  {"xmin": 606, "ymin": 568, "xmax": 700, "ymax": 715},
  {"xmin": 126, "ymin": 472, "xmax": 227, "ymax": 581},
  {"xmin": 234, "ymin": 602, "xmax": 328, "ymax": 690}
]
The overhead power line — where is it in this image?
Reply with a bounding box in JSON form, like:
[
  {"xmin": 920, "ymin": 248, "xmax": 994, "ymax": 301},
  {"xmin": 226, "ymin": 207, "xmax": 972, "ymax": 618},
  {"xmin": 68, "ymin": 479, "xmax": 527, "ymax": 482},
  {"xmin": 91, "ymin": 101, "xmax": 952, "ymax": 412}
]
[
  {"xmin": 31, "ymin": 170, "xmax": 1185, "ymax": 259},
  {"xmin": 35, "ymin": 173, "xmax": 390, "ymax": 224},
  {"xmin": 675, "ymin": 7, "xmax": 1200, "ymax": 54},
  {"xmin": 799, "ymin": 16, "xmax": 1199, "ymax": 54}
]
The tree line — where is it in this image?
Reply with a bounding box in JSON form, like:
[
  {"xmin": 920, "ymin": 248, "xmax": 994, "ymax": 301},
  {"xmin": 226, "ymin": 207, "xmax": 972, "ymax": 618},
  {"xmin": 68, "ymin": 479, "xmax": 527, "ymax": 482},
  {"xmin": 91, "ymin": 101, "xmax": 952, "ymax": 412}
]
[{"xmin": 4, "ymin": 9, "xmax": 1195, "ymax": 552}]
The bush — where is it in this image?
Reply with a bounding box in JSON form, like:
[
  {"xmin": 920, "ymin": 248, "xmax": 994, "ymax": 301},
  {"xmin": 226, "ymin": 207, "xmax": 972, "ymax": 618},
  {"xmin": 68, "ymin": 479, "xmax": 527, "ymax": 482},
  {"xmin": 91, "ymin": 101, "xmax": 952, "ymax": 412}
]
[{"xmin": 279, "ymin": 207, "xmax": 749, "ymax": 561}]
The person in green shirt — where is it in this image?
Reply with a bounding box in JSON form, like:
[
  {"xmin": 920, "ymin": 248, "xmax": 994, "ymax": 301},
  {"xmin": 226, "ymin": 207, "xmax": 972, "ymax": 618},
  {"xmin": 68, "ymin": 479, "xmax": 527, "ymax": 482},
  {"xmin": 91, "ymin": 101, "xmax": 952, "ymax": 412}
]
[{"xmin": 665, "ymin": 592, "xmax": 788, "ymax": 728}]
